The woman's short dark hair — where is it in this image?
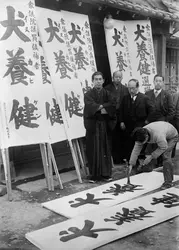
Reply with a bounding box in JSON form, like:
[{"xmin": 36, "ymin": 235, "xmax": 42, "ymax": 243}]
[
  {"xmin": 131, "ymin": 127, "xmax": 148, "ymax": 142},
  {"xmin": 92, "ymin": 71, "xmax": 104, "ymax": 81}
]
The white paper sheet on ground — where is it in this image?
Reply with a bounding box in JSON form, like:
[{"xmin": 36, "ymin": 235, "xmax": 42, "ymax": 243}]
[
  {"xmin": 42, "ymin": 172, "xmax": 179, "ymax": 218},
  {"xmin": 26, "ymin": 187, "xmax": 179, "ymax": 250}
]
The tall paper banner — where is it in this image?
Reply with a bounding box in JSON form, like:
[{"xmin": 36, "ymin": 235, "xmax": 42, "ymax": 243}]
[
  {"xmin": 126, "ymin": 21, "xmax": 157, "ymax": 92},
  {"xmin": 36, "ymin": 7, "xmax": 97, "ymax": 140},
  {"xmin": 105, "ymin": 20, "xmax": 157, "ymax": 92},
  {"xmin": 104, "ymin": 20, "xmax": 132, "ymax": 85},
  {"xmin": 0, "ymin": 0, "xmax": 49, "ymax": 147},
  {"xmin": 63, "ymin": 11, "xmax": 97, "ymax": 93},
  {"xmin": 38, "ymin": 40, "xmax": 66, "ymax": 144},
  {"xmin": 0, "ymin": 0, "xmax": 67, "ymax": 148}
]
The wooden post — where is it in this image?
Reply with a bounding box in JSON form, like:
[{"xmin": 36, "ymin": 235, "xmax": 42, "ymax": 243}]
[
  {"xmin": 1, "ymin": 148, "xmax": 12, "ymax": 201},
  {"xmin": 69, "ymin": 139, "xmax": 82, "ymax": 183},
  {"xmin": 72, "ymin": 140, "xmax": 81, "ymax": 171},
  {"xmin": 46, "ymin": 143, "xmax": 54, "ymax": 191},
  {"xmin": 75, "ymin": 139, "xmax": 88, "ymax": 176},
  {"xmin": 47, "ymin": 143, "xmax": 63, "ymax": 189},
  {"xmin": 79, "ymin": 138, "xmax": 89, "ymax": 176},
  {"xmin": 40, "ymin": 144, "xmax": 51, "ymax": 191}
]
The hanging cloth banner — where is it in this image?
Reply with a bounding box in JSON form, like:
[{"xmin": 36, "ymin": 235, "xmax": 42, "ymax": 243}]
[
  {"xmin": 63, "ymin": 10, "xmax": 97, "ymax": 94},
  {"xmin": 36, "ymin": 7, "xmax": 97, "ymax": 140},
  {"xmin": 0, "ymin": 0, "xmax": 48, "ymax": 147},
  {"xmin": 0, "ymin": 0, "xmax": 66, "ymax": 148},
  {"xmin": 38, "ymin": 38, "xmax": 66, "ymax": 144},
  {"xmin": 104, "ymin": 20, "xmax": 157, "ymax": 93}
]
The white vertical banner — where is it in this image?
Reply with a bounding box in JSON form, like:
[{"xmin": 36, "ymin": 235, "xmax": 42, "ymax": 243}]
[
  {"xmin": 36, "ymin": 7, "xmax": 97, "ymax": 140},
  {"xmin": 63, "ymin": 11, "xmax": 96, "ymax": 94},
  {"xmin": 104, "ymin": 20, "xmax": 132, "ymax": 85},
  {"xmin": 105, "ymin": 20, "xmax": 157, "ymax": 92},
  {"xmin": 126, "ymin": 20, "xmax": 157, "ymax": 92},
  {"xmin": 59, "ymin": 82, "xmax": 85, "ymax": 140},
  {"xmin": 38, "ymin": 40, "xmax": 66, "ymax": 144},
  {"xmin": 0, "ymin": 0, "xmax": 51, "ymax": 147}
]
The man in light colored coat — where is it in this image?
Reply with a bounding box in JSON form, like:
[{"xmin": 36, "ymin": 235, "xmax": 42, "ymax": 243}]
[{"xmin": 128, "ymin": 121, "xmax": 178, "ymax": 189}]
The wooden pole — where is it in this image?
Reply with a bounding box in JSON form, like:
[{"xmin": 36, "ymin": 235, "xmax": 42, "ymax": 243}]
[
  {"xmin": 40, "ymin": 144, "xmax": 51, "ymax": 191},
  {"xmin": 79, "ymin": 138, "xmax": 89, "ymax": 176},
  {"xmin": 46, "ymin": 143, "xmax": 54, "ymax": 191},
  {"xmin": 75, "ymin": 139, "xmax": 88, "ymax": 176},
  {"xmin": 1, "ymin": 148, "xmax": 12, "ymax": 201},
  {"xmin": 70, "ymin": 139, "xmax": 82, "ymax": 183},
  {"xmin": 47, "ymin": 143, "xmax": 63, "ymax": 189}
]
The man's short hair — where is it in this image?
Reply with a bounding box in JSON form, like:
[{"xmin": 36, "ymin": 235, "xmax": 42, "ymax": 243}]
[
  {"xmin": 128, "ymin": 78, "xmax": 139, "ymax": 88},
  {"xmin": 154, "ymin": 74, "xmax": 164, "ymax": 81},
  {"xmin": 112, "ymin": 70, "xmax": 123, "ymax": 78},
  {"xmin": 131, "ymin": 127, "xmax": 148, "ymax": 143},
  {"xmin": 92, "ymin": 71, "xmax": 104, "ymax": 81}
]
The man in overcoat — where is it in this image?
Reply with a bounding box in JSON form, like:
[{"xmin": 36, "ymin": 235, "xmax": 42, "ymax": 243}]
[
  {"xmin": 105, "ymin": 70, "xmax": 129, "ymax": 163},
  {"xmin": 119, "ymin": 78, "xmax": 154, "ymax": 161}
]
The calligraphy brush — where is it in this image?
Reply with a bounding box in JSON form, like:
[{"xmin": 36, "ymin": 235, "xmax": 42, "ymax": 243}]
[{"xmin": 124, "ymin": 159, "xmax": 132, "ymax": 185}]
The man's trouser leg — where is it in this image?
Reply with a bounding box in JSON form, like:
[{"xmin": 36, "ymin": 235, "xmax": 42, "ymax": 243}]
[{"xmin": 162, "ymin": 136, "xmax": 178, "ymax": 184}]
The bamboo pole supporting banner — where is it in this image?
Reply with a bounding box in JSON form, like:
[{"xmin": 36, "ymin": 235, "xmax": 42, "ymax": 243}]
[
  {"xmin": 75, "ymin": 139, "xmax": 88, "ymax": 177},
  {"xmin": 40, "ymin": 143, "xmax": 51, "ymax": 191},
  {"xmin": 78, "ymin": 138, "xmax": 89, "ymax": 176},
  {"xmin": 43, "ymin": 143, "xmax": 54, "ymax": 191},
  {"xmin": 72, "ymin": 139, "xmax": 81, "ymax": 170},
  {"xmin": 68, "ymin": 139, "xmax": 83, "ymax": 183},
  {"xmin": 1, "ymin": 148, "xmax": 12, "ymax": 201},
  {"xmin": 47, "ymin": 143, "xmax": 63, "ymax": 190},
  {"xmin": 0, "ymin": 103, "xmax": 12, "ymax": 200},
  {"xmin": 46, "ymin": 143, "xmax": 54, "ymax": 191}
]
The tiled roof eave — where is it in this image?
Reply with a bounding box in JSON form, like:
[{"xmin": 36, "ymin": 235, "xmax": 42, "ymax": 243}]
[
  {"xmin": 79, "ymin": 0, "xmax": 179, "ymax": 22},
  {"xmin": 106, "ymin": 0, "xmax": 179, "ymax": 21}
]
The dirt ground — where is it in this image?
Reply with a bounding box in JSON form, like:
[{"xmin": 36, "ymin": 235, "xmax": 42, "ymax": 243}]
[{"xmin": 0, "ymin": 160, "xmax": 179, "ymax": 250}]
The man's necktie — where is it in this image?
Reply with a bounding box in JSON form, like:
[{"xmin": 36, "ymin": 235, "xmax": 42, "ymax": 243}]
[
  {"xmin": 154, "ymin": 90, "xmax": 158, "ymax": 98},
  {"xmin": 131, "ymin": 95, "xmax": 136, "ymax": 104}
]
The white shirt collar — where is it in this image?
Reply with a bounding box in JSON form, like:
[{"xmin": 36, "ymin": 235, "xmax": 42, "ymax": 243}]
[
  {"xmin": 154, "ymin": 89, "xmax": 162, "ymax": 95},
  {"xmin": 131, "ymin": 92, "xmax": 139, "ymax": 101}
]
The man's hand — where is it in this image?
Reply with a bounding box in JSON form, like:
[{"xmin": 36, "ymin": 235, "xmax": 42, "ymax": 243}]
[
  {"xmin": 98, "ymin": 105, "xmax": 103, "ymax": 110},
  {"xmin": 101, "ymin": 108, "xmax": 107, "ymax": 114},
  {"xmin": 120, "ymin": 122, "xmax": 126, "ymax": 130},
  {"xmin": 143, "ymin": 155, "xmax": 153, "ymax": 166}
]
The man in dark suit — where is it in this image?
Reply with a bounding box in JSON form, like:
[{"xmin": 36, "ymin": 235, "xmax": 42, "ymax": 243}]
[
  {"xmin": 105, "ymin": 70, "xmax": 129, "ymax": 164},
  {"xmin": 145, "ymin": 74, "xmax": 175, "ymax": 122},
  {"xmin": 119, "ymin": 78, "xmax": 154, "ymax": 161},
  {"xmin": 145, "ymin": 74, "xmax": 175, "ymax": 166}
]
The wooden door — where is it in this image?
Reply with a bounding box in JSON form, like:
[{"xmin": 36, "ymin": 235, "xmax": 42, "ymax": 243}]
[{"xmin": 165, "ymin": 48, "xmax": 179, "ymax": 93}]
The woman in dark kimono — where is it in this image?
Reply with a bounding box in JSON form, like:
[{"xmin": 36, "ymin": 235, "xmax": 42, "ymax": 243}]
[{"xmin": 83, "ymin": 71, "xmax": 117, "ymax": 183}]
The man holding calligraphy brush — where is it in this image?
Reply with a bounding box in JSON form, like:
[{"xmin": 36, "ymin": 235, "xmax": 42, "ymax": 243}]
[{"xmin": 127, "ymin": 121, "xmax": 178, "ymax": 190}]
